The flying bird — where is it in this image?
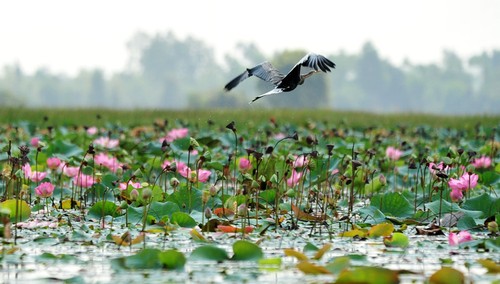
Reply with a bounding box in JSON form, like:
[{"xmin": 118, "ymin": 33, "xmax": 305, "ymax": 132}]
[{"xmin": 224, "ymin": 53, "xmax": 335, "ymax": 103}]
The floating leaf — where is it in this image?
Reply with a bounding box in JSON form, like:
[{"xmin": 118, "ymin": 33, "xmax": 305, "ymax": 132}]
[
  {"xmin": 157, "ymin": 250, "xmax": 186, "ymax": 270},
  {"xmin": 232, "ymin": 240, "xmax": 263, "ymax": 261},
  {"xmin": 383, "ymin": 232, "xmax": 409, "ymax": 248},
  {"xmin": 284, "ymin": 248, "xmax": 309, "ymax": 261},
  {"xmin": 477, "ymin": 258, "xmax": 500, "ymax": 273},
  {"xmin": 312, "ymin": 243, "xmax": 332, "ymax": 260},
  {"xmin": 325, "ymin": 256, "xmax": 351, "ymax": 274},
  {"xmin": 336, "ymin": 266, "xmax": 399, "ymax": 284},
  {"xmin": 111, "ymin": 232, "xmax": 144, "ymax": 246},
  {"xmin": 170, "ymin": 211, "xmax": 196, "ymax": 228},
  {"xmin": 36, "ymin": 252, "xmax": 78, "ymax": 263},
  {"xmin": 296, "ymin": 261, "xmax": 332, "ymax": 275},
  {"xmin": 303, "ymin": 242, "xmax": 319, "ymax": 252},
  {"xmin": 339, "ymin": 228, "xmax": 368, "ymax": 238},
  {"xmin": 189, "ymin": 228, "xmax": 209, "ymax": 242},
  {"xmin": 368, "ymin": 223, "xmax": 394, "ymax": 238},
  {"xmin": 112, "ymin": 249, "xmax": 162, "ymax": 270},
  {"xmin": 429, "ymin": 267, "xmax": 464, "ymax": 284},
  {"xmin": 1, "ymin": 199, "xmax": 31, "ymax": 222},
  {"xmin": 190, "ymin": 245, "xmax": 229, "ymax": 261},
  {"xmin": 258, "ymin": 257, "xmax": 282, "ymax": 266}
]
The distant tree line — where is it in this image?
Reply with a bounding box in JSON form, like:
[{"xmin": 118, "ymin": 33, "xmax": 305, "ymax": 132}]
[{"xmin": 1, "ymin": 31, "xmax": 499, "ymax": 114}]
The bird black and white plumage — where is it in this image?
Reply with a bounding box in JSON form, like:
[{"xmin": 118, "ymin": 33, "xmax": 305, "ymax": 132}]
[{"xmin": 224, "ymin": 53, "xmax": 335, "ymax": 103}]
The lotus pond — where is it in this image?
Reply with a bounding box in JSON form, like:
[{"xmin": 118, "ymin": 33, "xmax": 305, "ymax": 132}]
[{"xmin": 0, "ymin": 111, "xmax": 499, "ymax": 283}]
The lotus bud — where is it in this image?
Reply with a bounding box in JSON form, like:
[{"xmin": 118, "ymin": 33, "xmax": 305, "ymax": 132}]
[
  {"xmin": 115, "ymin": 167, "xmax": 123, "ymax": 176},
  {"xmin": 202, "ymin": 190, "xmax": 210, "ymax": 204},
  {"xmin": 209, "ymin": 185, "xmax": 218, "ymax": 196},
  {"xmin": 204, "ymin": 207, "xmax": 212, "ymax": 219},
  {"xmin": 237, "ymin": 203, "xmax": 247, "ymax": 217},
  {"xmin": 130, "ymin": 189, "xmax": 139, "ymax": 201},
  {"xmin": 488, "ymin": 221, "xmax": 498, "ymax": 234},
  {"xmin": 141, "ymin": 188, "xmax": 152, "ymax": 200},
  {"xmin": 379, "ymin": 174, "xmax": 387, "ymax": 186},
  {"xmin": 120, "ymin": 200, "xmax": 128, "ymax": 209}
]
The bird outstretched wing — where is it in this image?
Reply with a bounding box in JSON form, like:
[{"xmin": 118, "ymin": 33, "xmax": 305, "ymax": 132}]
[
  {"xmin": 278, "ymin": 53, "xmax": 336, "ymax": 88},
  {"xmin": 296, "ymin": 53, "xmax": 336, "ymax": 73},
  {"xmin": 224, "ymin": 62, "xmax": 285, "ymax": 91}
]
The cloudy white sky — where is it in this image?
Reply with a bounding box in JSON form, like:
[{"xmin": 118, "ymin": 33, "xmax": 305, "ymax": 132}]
[{"xmin": 1, "ymin": 0, "xmax": 499, "ymax": 76}]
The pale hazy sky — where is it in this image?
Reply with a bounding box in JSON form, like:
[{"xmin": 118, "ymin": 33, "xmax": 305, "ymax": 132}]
[{"xmin": 1, "ymin": 0, "xmax": 499, "ymax": 76}]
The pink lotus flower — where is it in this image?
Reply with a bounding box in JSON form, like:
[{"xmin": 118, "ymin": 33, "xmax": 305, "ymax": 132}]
[
  {"xmin": 448, "ymin": 172, "xmax": 478, "ymax": 192},
  {"xmin": 30, "ymin": 137, "xmax": 40, "ymax": 147},
  {"xmin": 46, "ymin": 157, "xmax": 61, "ymax": 170},
  {"xmin": 287, "ymin": 169, "xmax": 303, "ymax": 187},
  {"xmin": 176, "ymin": 161, "xmax": 211, "ymax": 183},
  {"xmin": 331, "ymin": 169, "xmax": 340, "ymax": 175},
  {"xmin": 74, "ymin": 174, "xmax": 95, "ymax": 188},
  {"xmin": 160, "ymin": 128, "xmax": 189, "ymax": 143},
  {"xmin": 93, "ymin": 137, "xmax": 119, "ymax": 149},
  {"xmin": 460, "ymin": 172, "xmax": 478, "ymax": 190},
  {"xmin": 448, "ymin": 178, "xmax": 467, "ymax": 191},
  {"xmin": 385, "ymin": 147, "xmax": 403, "ymax": 161},
  {"xmin": 119, "ymin": 181, "xmax": 142, "ymax": 191},
  {"xmin": 429, "ymin": 162, "xmax": 449, "ymax": 175},
  {"xmin": 22, "ymin": 164, "xmax": 47, "ymax": 182},
  {"xmin": 448, "ymin": 230, "xmax": 472, "ymax": 246},
  {"xmin": 450, "ymin": 188, "xmax": 463, "ymax": 202},
  {"xmin": 94, "ymin": 152, "xmax": 122, "ymax": 172},
  {"xmin": 35, "ymin": 182, "xmax": 55, "ymax": 198},
  {"xmin": 239, "ymin": 158, "xmax": 252, "ymax": 172},
  {"xmin": 471, "ymin": 156, "xmax": 492, "ymax": 169},
  {"xmin": 62, "ymin": 164, "xmax": 80, "ymax": 178},
  {"xmin": 87, "ymin": 126, "xmax": 98, "ymax": 135},
  {"xmin": 292, "ymin": 155, "xmax": 308, "ymax": 168}
]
